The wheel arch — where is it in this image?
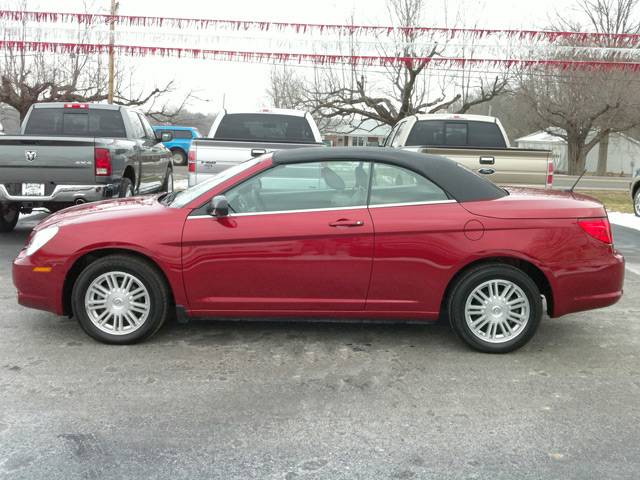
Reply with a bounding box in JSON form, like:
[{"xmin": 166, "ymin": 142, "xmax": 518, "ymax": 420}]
[
  {"xmin": 440, "ymin": 256, "xmax": 554, "ymax": 318},
  {"xmin": 123, "ymin": 165, "xmax": 136, "ymax": 189},
  {"xmin": 62, "ymin": 248, "xmax": 175, "ymax": 316},
  {"xmin": 169, "ymin": 146, "xmax": 187, "ymax": 156}
]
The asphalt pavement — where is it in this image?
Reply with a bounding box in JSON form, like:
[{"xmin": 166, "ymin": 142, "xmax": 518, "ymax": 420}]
[{"xmin": 1, "ymin": 212, "xmax": 639, "ymax": 479}]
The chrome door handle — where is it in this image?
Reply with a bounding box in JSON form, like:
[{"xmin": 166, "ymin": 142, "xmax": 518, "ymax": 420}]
[
  {"xmin": 478, "ymin": 168, "xmax": 496, "ymax": 175},
  {"xmin": 329, "ymin": 219, "xmax": 364, "ymax": 227},
  {"xmin": 251, "ymin": 148, "xmax": 267, "ymax": 157},
  {"xmin": 480, "ymin": 156, "xmax": 495, "ymax": 165}
]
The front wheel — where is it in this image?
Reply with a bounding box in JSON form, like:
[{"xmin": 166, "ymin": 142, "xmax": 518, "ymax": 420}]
[
  {"xmin": 71, "ymin": 255, "xmax": 171, "ymax": 344},
  {"xmin": 447, "ymin": 264, "xmax": 543, "ymax": 353},
  {"xmin": 0, "ymin": 204, "xmax": 20, "ymax": 233},
  {"xmin": 634, "ymin": 189, "xmax": 640, "ymax": 217},
  {"xmin": 118, "ymin": 177, "xmax": 135, "ymax": 198}
]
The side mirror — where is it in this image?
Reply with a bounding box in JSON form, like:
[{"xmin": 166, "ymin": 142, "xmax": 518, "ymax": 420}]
[
  {"xmin": 208, "ymin": 195, "xmax": 229, "ymax": 217},
  {"xmin": 156, "ymin": 131, "xmax": 173, "ymax": 143}
]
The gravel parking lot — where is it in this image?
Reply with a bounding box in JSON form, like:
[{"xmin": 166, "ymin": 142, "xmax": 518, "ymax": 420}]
[{"xmin": 1, "ymin": 208, "xmax": 639, "ymax": 480}]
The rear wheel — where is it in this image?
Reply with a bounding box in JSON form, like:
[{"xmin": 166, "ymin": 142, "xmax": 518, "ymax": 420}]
[
  {"xmin": 634, "ymin": 188, "xmax": 640, "ymax": 217},
  {"xmin": 71, "ymin": 255, "xmax": 171, "ymax": 344},
  {"xmin": 0, "ymin": 204, "xmax": 19, "ymax": 233},
  {"xmin": 447, "ymin": 264, "xmax": 542, "ymax": 353},
  {"xmin": 119, "ymin": 177, "xmax": 135, "ymax": 198},
  {"xmin": 171, "ymin": 149, "xmax": 187, "ymax": 166}
]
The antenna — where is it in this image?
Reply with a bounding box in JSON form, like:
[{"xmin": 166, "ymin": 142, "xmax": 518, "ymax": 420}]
[{"xmin": 568, "ymin": 169, "xmax": 588, "ymax": 193}]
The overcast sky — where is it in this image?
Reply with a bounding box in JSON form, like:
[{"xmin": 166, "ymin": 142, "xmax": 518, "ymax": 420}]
[{"xmin": 4, "ymin": 0, "xmax": 580, "ymax": 114}]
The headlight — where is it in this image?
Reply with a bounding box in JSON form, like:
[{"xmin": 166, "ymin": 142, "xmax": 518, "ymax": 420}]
[{"xmin": 25, "ymin": 226, "xmax": 59, "ymax": 256}]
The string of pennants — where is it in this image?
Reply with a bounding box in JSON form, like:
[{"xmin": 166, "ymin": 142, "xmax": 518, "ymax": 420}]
[
  {"xmin": 3, "ymin": 9, "xmax": 640, "ymax": 44},
  {"xmin": 3, "ymin": 9, "xmax": 640, "ymax": 71},
  {"xmin": 4, "ymin": 39, "xmax": 640, "ymax": 71}
]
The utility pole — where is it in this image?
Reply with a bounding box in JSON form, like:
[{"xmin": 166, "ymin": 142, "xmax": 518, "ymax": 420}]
[{"xmin": 107, "ymin": 0, "xmax": 118, "ymax": 104}]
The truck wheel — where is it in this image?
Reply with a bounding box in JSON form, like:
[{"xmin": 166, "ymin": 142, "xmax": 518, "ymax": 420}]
[
  {"xmin": 118, "ymin": 177, "xmax": 135, "ymax": 198},
  {"xmin": 161, "ymin": 168, "xmax": 174, "ymax": 193},
  {"xmin": 634, "ymin": 189, "xmax": 640, "ymax": 217},
  {"xmin": 447, "ymin": 264, "xmax": 543, "ymax": 354},
  {"xmin": 0, "ymin": 204, "xmax": 19, "ymax": 233},
  {"xmin": 171, "ymin": 149, "xmax": 187, "ymax": 166},
  {"xmin": 71, "ymin": 254, "xmax": 171, "ymax": 344}
]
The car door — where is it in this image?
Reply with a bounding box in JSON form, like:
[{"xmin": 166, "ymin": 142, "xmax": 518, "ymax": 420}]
[
  {"xmin": 365, "ymin": 162, "xmax": 470, "ymax": 315},
  {"xmin": 181, "ymin": 160, "xmax": 374, "ymax": 313}
]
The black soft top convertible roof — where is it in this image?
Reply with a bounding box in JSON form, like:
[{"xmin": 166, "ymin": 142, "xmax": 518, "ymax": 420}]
[{"xmin": 272, "ymin": 147, "xmax": 507, "ymax": 203}]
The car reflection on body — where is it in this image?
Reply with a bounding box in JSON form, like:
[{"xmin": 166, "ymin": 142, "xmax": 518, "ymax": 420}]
[{"xmin": 13, "ymin": 147, "xmax": 624, "ymax": 353}]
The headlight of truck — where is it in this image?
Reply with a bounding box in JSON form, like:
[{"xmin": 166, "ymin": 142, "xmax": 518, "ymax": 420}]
[{"xmin": 25, "ymin": 226, "xmax": 59, "ymax": 256}]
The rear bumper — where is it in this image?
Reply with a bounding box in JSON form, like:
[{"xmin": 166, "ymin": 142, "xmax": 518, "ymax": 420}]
[
  {"xmin": 12, "ymin": 253, "xmax": 65, "ymax": 316},
  {"xmin": 0, "ymin": 183, "xmax": 118, "ymax": 205},
  {"xmin": 552, "ymin": 250, "xmax": 625, "ymax": 317}
]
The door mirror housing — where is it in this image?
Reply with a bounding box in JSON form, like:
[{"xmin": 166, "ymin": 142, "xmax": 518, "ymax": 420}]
[
  {"xmin": 209, "ymin": 195, "xmax": 229, "ymax": 217},
  {"xmin": 156, "ymin": 130, "xmax": 173, "ymax": 143}
]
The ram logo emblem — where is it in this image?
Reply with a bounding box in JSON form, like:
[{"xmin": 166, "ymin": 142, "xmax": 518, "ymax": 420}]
[{"xmin": 25, "ymin": 150, "xmax": 37, "ymax": 162}]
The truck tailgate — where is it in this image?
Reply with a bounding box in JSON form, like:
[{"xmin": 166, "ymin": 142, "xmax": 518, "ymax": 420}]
[
  {"xmin": 0, "ymin": 137, "xmax": 96, "ymax": 192},
  {"xmin": 409, "ymin": 146, "xmax": 551, "ymax": 187}
]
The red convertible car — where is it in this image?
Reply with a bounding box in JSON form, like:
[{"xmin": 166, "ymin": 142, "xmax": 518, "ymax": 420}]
[{"xmin": 13, "ymin": 148, "xmax": 624, "ymax": 352}]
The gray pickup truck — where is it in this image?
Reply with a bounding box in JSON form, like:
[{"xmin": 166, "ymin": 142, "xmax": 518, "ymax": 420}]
[{"xmin": 0, "ymin": 103, "xmax": 174, "ymax": 232}]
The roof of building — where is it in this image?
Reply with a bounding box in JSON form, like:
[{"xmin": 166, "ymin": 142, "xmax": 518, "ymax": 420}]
[{"xmin": 272, "ymin": 147, "xmax": 506, "ymax": 203}]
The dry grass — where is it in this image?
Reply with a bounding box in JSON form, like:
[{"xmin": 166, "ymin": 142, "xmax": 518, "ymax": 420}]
[{"xmin": 577, "ymin": 190, "xmax": 633, "ymax": 214}]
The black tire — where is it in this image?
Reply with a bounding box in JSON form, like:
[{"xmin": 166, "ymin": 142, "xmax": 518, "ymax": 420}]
[
  {"xmin": 634, "ymin": 188, "xmax": 640, "ymax": 217},
  {"xmin": 170, "ymin": 149, "xmax": 187, "ymax": 166},
  {"xmin": 0, "ymin": 204, "xmax": 19, "ymax": 233},
  {"xmin": 447, "ymin": 264, "xmax": 543, "ymax": 354},
  {"xmin": 161, "ymin": 167, "xmax": 174, "ymax": 193},
  {"xmin": 118, "ymin": 177, "xmax": 135, "ymax": 198},
  {"xmin": 71, "ymin": 254, "xmax": 171, "ymax": 344}
]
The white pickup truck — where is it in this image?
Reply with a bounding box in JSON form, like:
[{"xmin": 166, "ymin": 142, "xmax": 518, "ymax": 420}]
[
  {"xmin": 386, "ymin": 114, "xmax": 554, "ymax": 187},
  {"xmin": 188, "ymin": 108, "xmax": 324, "ymax": 186}
]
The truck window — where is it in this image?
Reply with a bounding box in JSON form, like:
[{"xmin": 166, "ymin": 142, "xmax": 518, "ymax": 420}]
[
  {"xmin": 405, "ymin": 120, "xmax": 506, "ymax": 148},
  {"xmin": 391, "ymin": 121, "xmax": 411, "ymax": 148},
  {"xmin": 137, "ymin": 113, "xmax": 156, "ymax": 139},
  {"xmin": 24, "ymin": 108, "xmax": 126, "ymax": 137},
  {"xmin": 405, "ymin": 120, "xmax": 445, "ymax": 146},
  {"xmin": 214, "ymin": 114, "xmax": 316, "ymax": 143},
  {"xmin": 468, "ymin": 122, "xmax": 507, "ymax": 148},
  {"xmin": 172, "ymin": 130, "xmax": 193, "ymax": 139},
  {"xmin": 445, "ymin": 123, "xmax": 468, "ymax": 146},
  {"xmin": 126, "ymin": 110, "xmax": 146, "ymax": 139}
]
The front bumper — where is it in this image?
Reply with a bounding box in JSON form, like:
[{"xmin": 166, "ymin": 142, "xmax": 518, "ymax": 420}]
[
  {"xmin": 0, "ymin": 183, "xmax": 118, "ymax": 204},
  {"xmin": 13, "ymin": 253, "xmax": 66, "ymax": 316}
]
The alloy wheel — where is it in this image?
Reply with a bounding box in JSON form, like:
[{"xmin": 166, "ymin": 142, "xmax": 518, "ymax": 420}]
[
  {"xmin": 464, "ymin": 279, "xmax": 530, "ymax": 344},
  {"xmin": 84, "ymin": 271, "xmax": 151, "ymax": 335}
]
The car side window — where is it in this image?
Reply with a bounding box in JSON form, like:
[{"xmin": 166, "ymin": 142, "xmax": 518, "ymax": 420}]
[
  {"xmin": 138, "ymin": 114, "xmax": 155, "ymax": 140},
  {"xmin": 370, "ymin": 163, "xmax": 449, "ymax": 205},
  {"xmin": 225, "ymin": 161, "xmax": 371, "ymax": 214},
  {"xmin": 126, "ymin": 110, "xmax": 145, "ymax": 139}
]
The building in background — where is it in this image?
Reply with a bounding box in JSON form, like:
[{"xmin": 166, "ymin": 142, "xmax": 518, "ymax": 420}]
[
  {"xmin": 322, "ymin": 119, "xmax": 391, "ymax": 147},
  {"xmin": 516, "ymin": 129, "xmax": 639, "ymax": 175}
]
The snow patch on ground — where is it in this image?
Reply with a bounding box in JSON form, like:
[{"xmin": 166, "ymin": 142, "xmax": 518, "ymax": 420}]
[{"xmin": 608, "ymin": 211, "xmax": 640, "ymax": 232}]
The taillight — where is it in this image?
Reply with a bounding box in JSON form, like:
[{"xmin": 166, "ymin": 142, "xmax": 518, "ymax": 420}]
[
  {"xmin": 188, "ymin": 148, "xmax": 196, "ymax": 173},
  {"xmin": 94, "ymin": 148, "xmax": 112, "ymax": 176},
  {"xmin": 546, "ymin": 158, "xmax": 554, "ymax": 188},
  {"xmin": 578, "ymin": 218, "xmax": 612, "ymax": 244}
]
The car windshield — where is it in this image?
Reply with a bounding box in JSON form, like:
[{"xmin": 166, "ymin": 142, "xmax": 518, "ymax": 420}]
[{"xmin": 164, "ymin": 158, "xmax": 264, "ymax": 208}]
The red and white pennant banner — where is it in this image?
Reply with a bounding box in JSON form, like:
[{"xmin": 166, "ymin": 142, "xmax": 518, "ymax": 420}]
[
  {"xmin": 3, "ymin": 40, "xmax": 640, "ymax": 71},
  {"xmin": 3, "ymin": 9, "xmax": 640, "ymax": 45}
]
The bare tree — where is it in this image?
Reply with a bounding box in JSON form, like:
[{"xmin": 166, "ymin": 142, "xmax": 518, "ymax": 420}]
[
  {"xmin": 519, "ymin": 0, "xmax": 640, "ymax": 175},
  {"xmin": 0, "ymin": 2, "xmax": 190, "ymax": 121},
  {"xmin": 284, "ymin": 0, "xmax": 508, "ymax": 130},
  {"xmin": 266, "ymin": 67, "xmax": 305, "ymax": 109}
]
